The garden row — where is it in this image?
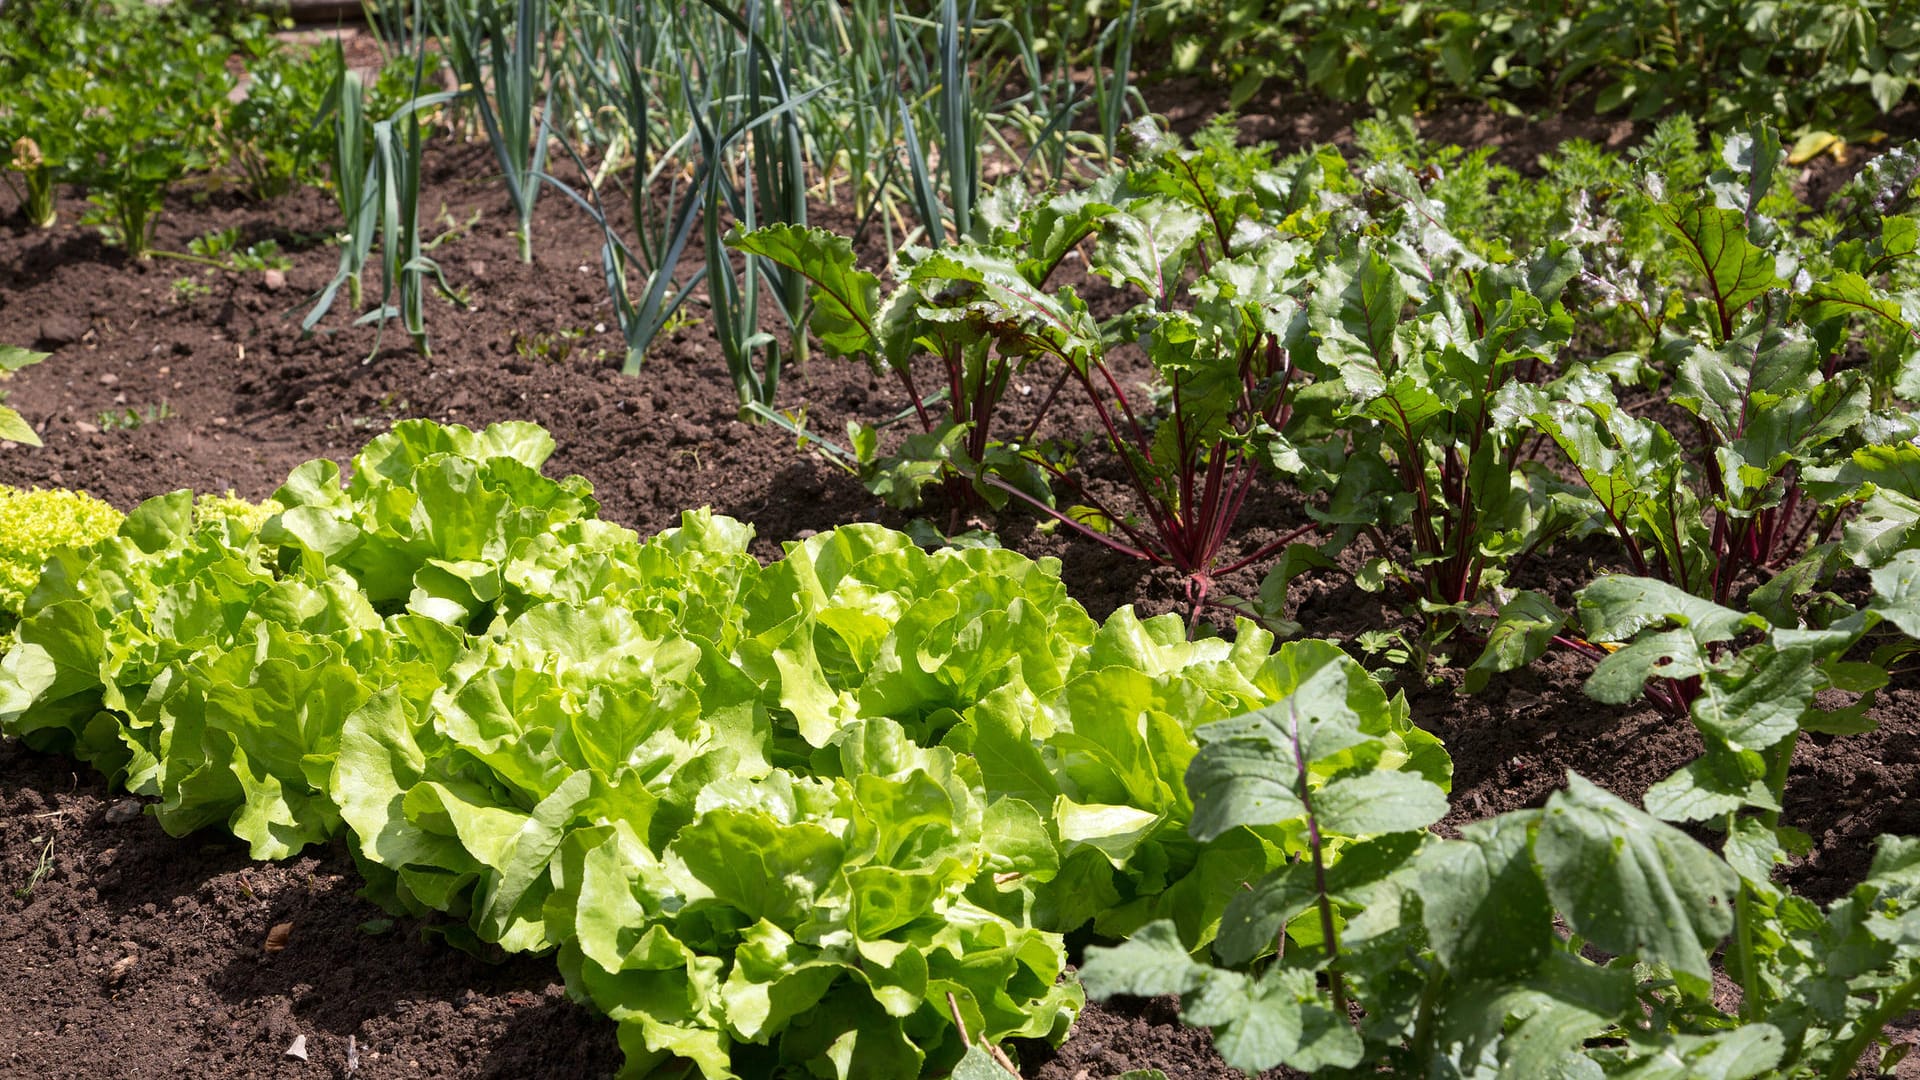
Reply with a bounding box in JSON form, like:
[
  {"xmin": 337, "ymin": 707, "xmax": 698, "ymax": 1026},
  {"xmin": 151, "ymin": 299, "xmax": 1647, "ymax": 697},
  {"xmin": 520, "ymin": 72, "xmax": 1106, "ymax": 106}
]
[
  {"xmin": 6, "ymin": 0, "xmax": 1918, "ymax": 380},
  {"xmin": 6, "ymin": 0, "xmax": 1920, "ymax": 1076},
  {"xmin": 0, "ymin": 420, "xmax": 1436, "ymax": 1076},
  {"xmin": 3, "ymin": 406, "xmax": 1920, "ymax": 1077}
]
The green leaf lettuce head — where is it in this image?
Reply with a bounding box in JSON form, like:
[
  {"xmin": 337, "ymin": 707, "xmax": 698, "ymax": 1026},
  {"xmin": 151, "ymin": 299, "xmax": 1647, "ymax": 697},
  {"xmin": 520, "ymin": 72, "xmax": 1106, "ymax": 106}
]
[
  {"xmin": 0, "ymin": 422, "xmax": 603, "ymax": 859},
  {"xmin": 0, "ymin": 485, "xmax": 123, "ymax": 632}
]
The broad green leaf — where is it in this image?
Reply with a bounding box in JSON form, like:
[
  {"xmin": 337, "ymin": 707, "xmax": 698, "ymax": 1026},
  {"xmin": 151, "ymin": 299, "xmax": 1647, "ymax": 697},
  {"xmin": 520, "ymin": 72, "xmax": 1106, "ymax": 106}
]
[
  {"xmin": 1688, "ymin": 645, "xmax": 1819, "ymax": 752},
  {"xmin": 1187, "ymin": 673, "xmax": 1347, "ymax": 842},
  {"xmin": 1049, "ymin": 663, "xmax": 1213, "ymax": 815},
  {"xmin": 1845, "ymin": 489, "xmax": 1920, "ymax": 570},
  {"xmin": 1658, "ymin": 204, "xmax": 1780, "ymax": 328},
  {"xmin": 1085, "ymin": 927, "xmax": 1364, "ymax": 1074},
  {"xmin": 1535, "ymin": 775, "xmax": 1737, "ymax": 994},
  {"xmin": 1802, "ymin": 271, "xmax": 1912, "ymax": 333},
  {"xmin": 1419, "ymin": 812, "xmax": 1553, "ymax": 980},
  {"xmin": 979, "ymin": 796, "xmax": 1058, "ymax": 884},
  {"xmin": 1642, "ymin": 749, "xmax": 1775, "ymax": 823},
  {"xmin": 789, "ymin": 992, "xmax": 926, "ymax": 1080},
  {"xmin": 1577, "ymin": 576, "xmax": 1757, "ymax": 645},
  {"xmin": 1871, "ymin": 549, "xmax": 1920, "ymax": 638},
  {"xmin": 1583, "ymin": 628, "xmax": 1706, "ymax": 705},
  {"xmin": 1465, "ymin": 591, "xmax": 1566, "ymax": 693},
  {"xmin": 1322, "ymin": 245, "xmax": 1409, "ymax": 374},
  {"xmin": 564, "ymin": 826, "xmax": 668, "ymax": 975},
  {"xmin": 1095, "ymin": 198, "xmax": 1206, "ymax": 300},
  {"xmin": 949, "ymin": 1046, "xmax": 1011, "ymax": 1080},
  {"xmin": 334, "ymin": 687, "xmax": 470, "ymax": 876},
  {"xmin": 1358, "ymin": 372, "xmax": 1445, "ymax": 443},
  {"xmin": 672, "ymin": 806, "xmax": 844, "ymax": 929},
  {"xmin": 474, "ymin": 769, "xmax": 594, "ymax": 946},
  {"xmin": 1671, "ymin": 322, "xmax": 1817, "ymax": 441},
  {"xmin": 904, "ymin": 247, "xmax": 1100, "ymax": 369},
  {"xmin": 0, "ymin": 406, "xmax": 40, "ymax": 446},
  {"xmin": 963, "ymin": 682, "xmax": 1059, "ymax": 808},
  {"xmin": 1079, "ymin": 919, "xmax": 1210, "ymax": 999},
  {"xmin": 720, "ymin": 919, "xmax": 844, "ymax": 1042},
  {"xmin": 1611, "ymin": 1025, "xmax": 1784, "ymax": 1080},
  {"xmin": 1140, "ymin": 826, "xmax": 1287, "ymax": 951},
  {"xmin": 1055, "ymin": 798, "xmax": 1162, "ymax": 868},
  {"xmin": 1722, "ymin": 815, "xmax": 1787, "ymax": 894},
  {"xmin": 1313, "ymin": 770, "xmax": 1449, "ymax": 836},
  {"xmin": 1017, "ymin": 175, "xmax": 1126, "ymax": 283},
  {"xmin": 0, "ymin": 346, "xmax": 50, "ymax": 373},
  {"xmin": 729, "ymin": 224, "xmax": 881, "ymax": 357},
  {"xmin": 1435, "ymin": 953, "xmax": 1633, "ymax": 1080},
  {"xmin": 1217, "ymin": 831, "xmax": 1424, "ymax": 966},
  {"xmin": 1183, "ymin": 964, "xmax": 1364, "ymax": 1073}
]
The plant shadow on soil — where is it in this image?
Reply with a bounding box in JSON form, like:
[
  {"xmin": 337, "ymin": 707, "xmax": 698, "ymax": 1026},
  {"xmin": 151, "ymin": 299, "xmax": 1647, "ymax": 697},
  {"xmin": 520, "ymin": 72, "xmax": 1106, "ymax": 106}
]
[{"xmin": 4, "ymin": 87, "xmax": 1920, "ymax": 1078}]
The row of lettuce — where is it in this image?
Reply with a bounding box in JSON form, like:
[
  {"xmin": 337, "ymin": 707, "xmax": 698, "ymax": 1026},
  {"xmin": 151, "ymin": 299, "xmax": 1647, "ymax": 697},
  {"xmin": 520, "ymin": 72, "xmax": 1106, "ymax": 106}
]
[
  {"xmin": 0, "ymin": 421, "xmax": 1448, "ymax": 1077},
  {"xmin": 6, "ymin": 418, "xmax": 1920, "ymax": 1077}
]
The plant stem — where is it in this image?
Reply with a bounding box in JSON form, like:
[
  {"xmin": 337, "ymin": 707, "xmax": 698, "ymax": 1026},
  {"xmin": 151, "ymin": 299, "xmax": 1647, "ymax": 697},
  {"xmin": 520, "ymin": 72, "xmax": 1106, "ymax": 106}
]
[
  {"xmin": 1287, "ymin": 700, "xmax": 1348, "ymax": 1015},
  {"xmin": 1762, "ymin": 731, "xmax": 1797, "ymax": 829},
  {"xmin": 1409, "ymin": 961, "xmax": 1444, "ymax": 1066},
  {"xmin": 149, "ymin": 251, "xmax": 234, "ymax": 271},
  {"xmin": 1732, "ymin": 881, "xmax": 1760, "ymax": 1022},
  {"xmin": 24, "ymin": 168, "xmax": 55, "ymax": 229},
  {"xmin": 1821, "ymin": 979, "xmax": 1920, "ymax": 1080}
]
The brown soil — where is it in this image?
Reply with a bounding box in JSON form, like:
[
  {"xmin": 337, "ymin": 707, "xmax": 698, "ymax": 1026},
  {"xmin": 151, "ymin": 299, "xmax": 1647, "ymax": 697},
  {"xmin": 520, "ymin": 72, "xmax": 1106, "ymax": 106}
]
[{"xmin": 2, "ymin": 93, "xmax": 1918, "ymax": 1078}]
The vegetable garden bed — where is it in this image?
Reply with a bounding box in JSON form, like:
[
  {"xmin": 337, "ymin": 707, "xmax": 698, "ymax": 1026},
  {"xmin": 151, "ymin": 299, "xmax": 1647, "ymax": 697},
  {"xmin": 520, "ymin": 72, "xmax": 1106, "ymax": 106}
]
[
  {"xmin": 3, "ymin": 121, "xmax": 1918, "ymax": 1080},
  {"xmin": 6, "ymin": 3, "xmax": 1920, "ymax": 1078}
]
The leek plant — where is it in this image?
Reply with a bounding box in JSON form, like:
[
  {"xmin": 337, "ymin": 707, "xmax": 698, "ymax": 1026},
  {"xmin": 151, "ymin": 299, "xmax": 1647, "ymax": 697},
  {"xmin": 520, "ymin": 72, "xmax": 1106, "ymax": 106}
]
[
  {"xmin": 892, "ymin": 0, "xmax": 983, "ymax": 247},
  {"xmin": 887, "ymin": 0, "xmax": 1092, "ymax": 244},
  {"xmin": 931, "ymin": 0, "xmax": 980, "ymax": 244},
  {"xmin": 547, "ymin": 2, "xmax": 635, "ymax": 189},
  {"xmin": 358, "ymin": 0, "xmax": 429, "ymax": 63},
  {"xmin": 731, "ymin": 0, "xmax": 812, "ymax": 368},
  {"xmin": 786, "ymin": 0, "xmax": 900, "ymax": 246},
  {"xmin": 685, "ymin": 0, "xmax": 820, "ymax": 409},
  {"xmin": 364, "ymin": 87, "xmax": 461, "ymax": 357},
  {"xmin": 303, "ymin": 4, "xmax": 459, "ymax": 358},
  {"xmin": 543, "ymin": 1, "xmax": 705, "ymax": 376},
  {"xmin": 1091, "ymin": 0, "xmax": 1142, "ymax": 164},
  {"xmin": 442, "ymin": 0, "xmax": 552, "ymax": 263},
  {"xmin": 315, "ymin": 44, "xmax": 373, "ymax": 311}
]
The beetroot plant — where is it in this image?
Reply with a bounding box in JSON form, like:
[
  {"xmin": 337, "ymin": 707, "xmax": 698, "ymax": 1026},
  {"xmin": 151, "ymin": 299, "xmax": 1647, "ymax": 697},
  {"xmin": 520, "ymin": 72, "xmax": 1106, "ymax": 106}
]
[
  {"xmin": 1472, "ymin": 125, "xmax": 1920, "ymax": 703},
  {"xmin": 742, "ymin": 121, "xmax": 1339, "ymax": 626},
  {"xmin": 1308, "ymin": 229, "xmax": 1588, "ymax": 645}
]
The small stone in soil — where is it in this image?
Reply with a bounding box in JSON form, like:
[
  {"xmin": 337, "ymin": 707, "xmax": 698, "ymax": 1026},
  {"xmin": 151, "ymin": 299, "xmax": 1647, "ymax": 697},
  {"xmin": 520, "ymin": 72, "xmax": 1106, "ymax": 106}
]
[
  {"xmin": 103, "ymin": 799, "xmax": 143, "ymax": 824},
  {"xmin": 284, "ymin": 1035, "xmax": 307, "ymax": 1061},
  {"xmin": 35, "ymin": 315, "xmax": 85, "ymax": 348},
  {"xmin": 104, "ymin": 955, "xmax": 137, "ymax": 985}
]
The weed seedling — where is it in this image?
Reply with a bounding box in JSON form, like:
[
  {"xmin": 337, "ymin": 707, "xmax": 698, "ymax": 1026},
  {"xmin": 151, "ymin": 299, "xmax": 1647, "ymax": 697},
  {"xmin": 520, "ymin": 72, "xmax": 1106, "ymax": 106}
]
[
  {"xmin": 96, "ymin": 402, "xmax": 176, "ymax": 432},
  {"xmin": 511, "ymin": 328, "xmax": 587, "ymax": 364},
  {"xmin": 15, "ymin": 828, "xmax": 56, "ymax": 900},
  {"xmin": 170, "ymin": 276, "xmax": 212, "ymax": 304}
]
